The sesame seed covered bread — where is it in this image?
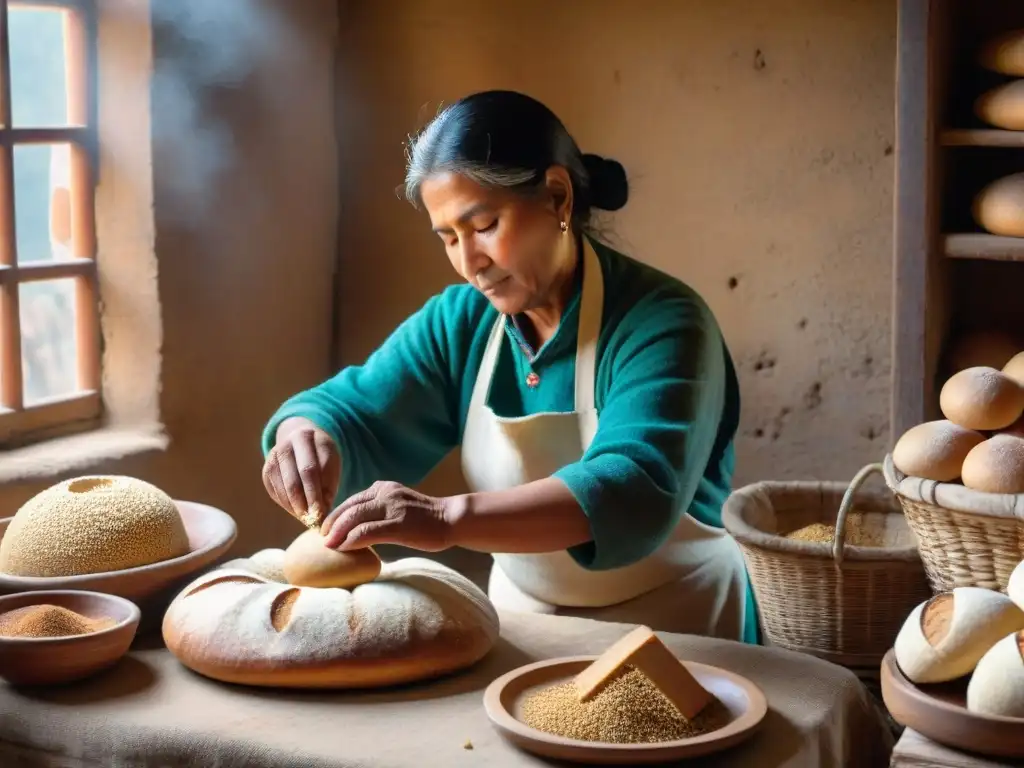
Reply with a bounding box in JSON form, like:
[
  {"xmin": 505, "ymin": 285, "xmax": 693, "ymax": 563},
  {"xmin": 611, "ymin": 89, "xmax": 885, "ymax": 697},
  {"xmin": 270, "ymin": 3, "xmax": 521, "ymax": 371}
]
[
  {"xmin": 161, "ymin": 546, "xmax": 500, "ymax": 688},
  {"xmin": 0, "ymin": 476, "xmax": 190, "ymax": 577}
]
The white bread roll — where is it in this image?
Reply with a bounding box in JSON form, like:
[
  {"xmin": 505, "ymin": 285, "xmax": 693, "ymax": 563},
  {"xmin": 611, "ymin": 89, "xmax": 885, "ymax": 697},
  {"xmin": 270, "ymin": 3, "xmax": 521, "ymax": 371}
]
[
  {"xmin": 966, "ymin": 631, "xmax": 1024, "ymax": 717},
  {"xmin": 162, "ymin": 548, "xmax": 499, "ymax": 689},
  {"xmin": 980, "ymin": 29, "xmax": 1024, "ymax": 76},
  {"xmin": 282, "ymin": 529, "xmax": 381, "ymax": 589},
  {"xmin": 892, "ymin": 420, "xmax": 986, "ymax": 481},
  {"xmin": 893, "ymin": 588, "xmax": 1024, "ymax": 683},
  {"xmin": 961, "ymin": 435, "xmax": 1024, "ymax": 494},
  {"xmin": 973, "ymin": 173, "xmax": 1024, "ymax": 237},
  {"xmin": 1007, "ymin": 559, "xmax": 1024, "ymax": 611},
  {"xmin": 975, "ymin": 81, "xmax": 1024, "ymax": 130},
  {"xmin": 939, "ymin": 367, "xmax": 1024, "ymax": 431},
  {"xmin": 1005, "ymin": 351, "xmax": 1024, "ymax": 386},
  {"xmin": 946, "ymin": 330, "xmax": 1020, "ymax": 374}
]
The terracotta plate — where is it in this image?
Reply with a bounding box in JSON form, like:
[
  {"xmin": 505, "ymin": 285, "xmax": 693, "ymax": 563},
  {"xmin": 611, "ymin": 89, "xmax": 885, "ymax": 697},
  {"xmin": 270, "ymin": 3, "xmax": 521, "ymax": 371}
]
[
  {"xmin": 880, "ymin": 648, "xmax": 1024, "ymax": 758},
  {"xmin": 483, "ymin": 656, "xmax": 767, "ymax": 765}
]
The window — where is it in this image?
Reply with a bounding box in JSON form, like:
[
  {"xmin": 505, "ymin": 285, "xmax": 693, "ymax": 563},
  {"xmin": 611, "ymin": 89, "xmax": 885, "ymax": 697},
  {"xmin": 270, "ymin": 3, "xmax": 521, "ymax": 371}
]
[{"xmin": 0, "ymin": 0, "xmax": 100, "ymax": 448}]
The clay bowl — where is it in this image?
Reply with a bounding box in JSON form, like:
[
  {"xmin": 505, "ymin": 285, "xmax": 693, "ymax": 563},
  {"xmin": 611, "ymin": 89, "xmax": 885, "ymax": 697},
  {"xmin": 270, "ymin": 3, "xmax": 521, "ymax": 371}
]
[
  {"xmin": 0, "ymin": 590, "xmax": 140, "ymax": 686},
  {"xmin": 0, "ymin": 501, "xmax": 236, "ymax": 627},
  {"xmin": 881, "ymin": 648, "xmax": 1024, "ymax": 759},
  {"xmin": 483, "ymin": 656, "xmax": 767, "ymax": 764}
]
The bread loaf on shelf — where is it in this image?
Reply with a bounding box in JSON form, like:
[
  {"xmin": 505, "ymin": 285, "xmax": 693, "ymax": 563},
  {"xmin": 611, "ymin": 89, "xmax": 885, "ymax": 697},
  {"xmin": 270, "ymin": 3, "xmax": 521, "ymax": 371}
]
[
  {"xmin": 973, "ymin": 173, "xmax": 1024, "ymax": 238},
  {"xmin": 979, "ymin": 29, "xmax": 1024, "ymax": 76},
  {"xmin": 893, "ymin": 588, "xmax": 1024, "ymax": 684},
  {"xmin": 162, "ymin": 547, "xmax": 500, "ymax": 689},
  {"xmin": 939, "ymin": 367, "xmax": 1024, "ymax": 432},
  {"xmin": 975, "ymin": 81, "xmax": 1024, "ymax": 130},
  {"xmin": 891, "ymin": 420, "xmax": 985, "ymax": 482},
  {"xmin": 966, "ymin": 631, "xmax": 1024, "ymax": 717}
]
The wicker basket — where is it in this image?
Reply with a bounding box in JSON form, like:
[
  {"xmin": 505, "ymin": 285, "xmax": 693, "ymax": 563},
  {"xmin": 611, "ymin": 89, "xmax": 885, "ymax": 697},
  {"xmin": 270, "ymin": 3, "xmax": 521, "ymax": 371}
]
[
  {"xmin": 723, "ymin": 463, "xmax": 931, "ymax": 668},
  {"xmin": 883, "ymin": 452, "xmax": 1024, "ymax": 593}
]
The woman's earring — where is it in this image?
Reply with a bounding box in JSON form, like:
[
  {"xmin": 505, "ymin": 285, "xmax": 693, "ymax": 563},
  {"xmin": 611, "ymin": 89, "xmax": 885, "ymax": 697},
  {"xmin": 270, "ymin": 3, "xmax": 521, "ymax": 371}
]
[{"xmin": 559, "ymin": 220, "xmax": 568, "ymax": 233}]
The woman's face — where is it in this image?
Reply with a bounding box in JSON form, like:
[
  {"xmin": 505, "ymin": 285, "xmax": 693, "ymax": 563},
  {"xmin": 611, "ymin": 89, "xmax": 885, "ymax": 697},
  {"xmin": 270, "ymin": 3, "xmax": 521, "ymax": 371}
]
[{"xmin": 419, "ymin": 169, "xmax": 574, "ymax": 316}]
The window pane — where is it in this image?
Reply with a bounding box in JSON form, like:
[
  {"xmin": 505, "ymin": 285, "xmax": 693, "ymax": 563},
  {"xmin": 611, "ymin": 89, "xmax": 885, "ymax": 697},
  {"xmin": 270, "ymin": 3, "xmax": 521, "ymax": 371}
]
[
  {"xmin": 10, "ymin": 7, "xmax": 69, "ymax": 128},
  {"xmin": 20, "ymin": 278, "xmax": 77, "ymax": 405},
  {"xmin": 14, "ymin": 143, "xmax": 70, "ymax": 264}
]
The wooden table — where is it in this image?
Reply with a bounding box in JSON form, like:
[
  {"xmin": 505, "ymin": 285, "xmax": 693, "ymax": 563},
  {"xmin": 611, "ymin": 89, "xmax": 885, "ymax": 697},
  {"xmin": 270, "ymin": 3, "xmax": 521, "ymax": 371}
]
[{"xmin": 0, "ymin": 611, "xmax": 894, "ymax": 768}]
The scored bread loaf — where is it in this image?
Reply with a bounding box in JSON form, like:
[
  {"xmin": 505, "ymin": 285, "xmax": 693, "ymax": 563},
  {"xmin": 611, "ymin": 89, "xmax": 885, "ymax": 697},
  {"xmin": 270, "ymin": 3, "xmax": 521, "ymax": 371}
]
[
  {"xmin": 162, "ymin": 548, "xmax": 500, "ymax": 688},
  {"xmin": 893, "ymin": 588, "xmax": 1024, "ymax": 683},
  {"xmin": 891, "ymin": 420, "xmax": 985, "ymax": 481},
  {"xmin": 966, "ymin": 631, "xmax": 1024, "ymax": 717}
]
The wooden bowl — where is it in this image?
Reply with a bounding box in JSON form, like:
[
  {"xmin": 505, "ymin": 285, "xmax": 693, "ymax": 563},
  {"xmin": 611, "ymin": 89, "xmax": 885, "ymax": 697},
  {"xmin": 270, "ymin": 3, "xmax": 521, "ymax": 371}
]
[
  {"xmin": 0, "ymin": 501, "xmax": 236, "ymax": 621},
  {"xmin": 0, "ymin": 590, "xmax": 140, "ymax": 686},
  {"xmin": 483, "ymin": 656, "xmax": 767, "ymax": 764},
  {"xmin": 880, "ymin": 648, "xmax": 1024, "ymax": 759}
]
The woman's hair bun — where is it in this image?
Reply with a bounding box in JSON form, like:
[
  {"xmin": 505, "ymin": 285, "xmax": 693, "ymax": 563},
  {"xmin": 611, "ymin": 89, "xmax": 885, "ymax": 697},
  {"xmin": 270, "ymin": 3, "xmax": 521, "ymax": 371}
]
[{"xmin": 582, "ymin": 153, "xmax": 629, "ymax": 212}]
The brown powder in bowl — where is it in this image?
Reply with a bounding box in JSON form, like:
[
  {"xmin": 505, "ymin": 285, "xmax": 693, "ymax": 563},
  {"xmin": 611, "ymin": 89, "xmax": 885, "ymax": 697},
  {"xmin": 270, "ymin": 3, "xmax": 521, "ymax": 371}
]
[
  {"xmin": 0, "ymin": 604, "xmax": 116, "ymax": 639},
  {"xmin": 520, "ymin": 666, "xmax": 731, "ymax": 744},
  {"xmin": 785, "ymin": 512, "xmax": 885, "ymax": 547}
]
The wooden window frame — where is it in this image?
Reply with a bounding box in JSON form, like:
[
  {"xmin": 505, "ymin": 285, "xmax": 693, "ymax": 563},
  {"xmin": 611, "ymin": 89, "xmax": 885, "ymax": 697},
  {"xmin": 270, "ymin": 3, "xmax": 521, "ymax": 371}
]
[{"xmin": 0, "ymin": 0, "xmax": 101, "ymax": 448}]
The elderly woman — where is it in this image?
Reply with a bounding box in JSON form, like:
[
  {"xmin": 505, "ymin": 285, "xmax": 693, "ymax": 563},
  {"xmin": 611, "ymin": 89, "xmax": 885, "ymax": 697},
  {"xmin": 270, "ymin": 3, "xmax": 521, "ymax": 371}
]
[{"xmin": 261, "ymin": 90, "xmax": 758, "ymax": 644}]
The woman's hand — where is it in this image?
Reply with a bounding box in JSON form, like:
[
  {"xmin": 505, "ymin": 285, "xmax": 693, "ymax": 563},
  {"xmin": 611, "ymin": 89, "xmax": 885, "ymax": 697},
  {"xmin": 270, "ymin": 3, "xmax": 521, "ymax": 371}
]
[
  {"xmin": 262, "ymin": 417, "xmax": 341, "ymax": 528},
  {"xmin": 320, "ymin": 481, "xmax": 452, "ymax": 552}
]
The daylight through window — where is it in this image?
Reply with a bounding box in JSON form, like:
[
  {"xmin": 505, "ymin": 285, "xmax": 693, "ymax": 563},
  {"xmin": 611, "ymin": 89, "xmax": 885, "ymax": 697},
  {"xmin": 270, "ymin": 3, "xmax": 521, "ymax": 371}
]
[{"xmin": 0, "ymin": 0, "xmax": 100, "ymax": 447}]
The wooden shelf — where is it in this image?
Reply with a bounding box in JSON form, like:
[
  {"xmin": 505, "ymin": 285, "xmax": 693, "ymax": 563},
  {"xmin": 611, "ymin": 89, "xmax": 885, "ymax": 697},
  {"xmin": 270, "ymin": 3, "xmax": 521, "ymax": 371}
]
[
  {"xmin": 944, "ymin": 233, "xmax": 1024, "ymax": 261},
  {"xmin": 941, "ymin": 129, "xmax": 1024, "ymax": 147}
]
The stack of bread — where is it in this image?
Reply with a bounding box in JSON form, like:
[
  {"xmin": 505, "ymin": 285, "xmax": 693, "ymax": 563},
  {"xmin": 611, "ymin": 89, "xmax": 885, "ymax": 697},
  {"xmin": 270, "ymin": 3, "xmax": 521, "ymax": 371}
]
[
  {"xmin": 892, "ymin": 351, "xmax": 1024, "ymax": 494},
  {"xmin": 973, "ymin": 29, "xmax": 1024, "ymax": 236},
  {"xmin": 894, "ymin": 559, "xmax": 1024, "ymax": 717}
]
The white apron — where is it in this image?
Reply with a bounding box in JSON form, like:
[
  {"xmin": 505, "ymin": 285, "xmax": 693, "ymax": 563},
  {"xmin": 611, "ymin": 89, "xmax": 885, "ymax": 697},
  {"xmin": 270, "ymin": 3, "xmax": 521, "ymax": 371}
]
[{"xmin": 461, "ymin": 240, "xmax": 750, "ymax": 640}]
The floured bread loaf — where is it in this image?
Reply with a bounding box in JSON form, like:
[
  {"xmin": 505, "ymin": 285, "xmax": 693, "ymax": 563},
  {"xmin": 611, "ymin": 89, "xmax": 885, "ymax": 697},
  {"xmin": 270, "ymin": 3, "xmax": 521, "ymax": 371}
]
[
  {"xmin": 966, "ymin": 631, "xmax": 1024, "ymax": 717},
  {"xmin": 0, "ymin": 475, "xmax": 189, "ymax": 577},
  {"xmin": 939, "ymin": 367, "xmax": 1024, "ymax": 431},
  {"xmin": 893, "ymin": 588, "xmax": 1024, "ymax": 683},
  {"xmin": 282, "ymin": 529, "xmax": 381, "ymax": 589},
  {"xmin": 961, "ymin": 434, "xmax": 1024, "ymax": 494},
  {"xmin": 162, "ymin": 548, "xmax": 500, "ymax": 688},
  {"xmin": 892, "ymin": 420, "xmax": 985, "ymax": 481}
]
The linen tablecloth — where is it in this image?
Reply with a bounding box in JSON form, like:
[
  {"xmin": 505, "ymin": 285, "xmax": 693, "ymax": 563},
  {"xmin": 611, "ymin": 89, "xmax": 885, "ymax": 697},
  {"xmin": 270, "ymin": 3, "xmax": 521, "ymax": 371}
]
[
  {"xmin": 890, "ymin": 729, "xmax": 1024, "ymax": 768},
  {"xmin": 0, "ymin": 610, "xmax": 893, "ymax": 767}
]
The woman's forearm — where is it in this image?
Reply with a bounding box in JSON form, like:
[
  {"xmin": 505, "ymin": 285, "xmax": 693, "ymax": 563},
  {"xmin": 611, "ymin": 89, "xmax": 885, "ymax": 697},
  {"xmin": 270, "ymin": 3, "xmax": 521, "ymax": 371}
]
[{"xmin": 443, "ymin": 477, "xmax": 593, "ymax": 553}]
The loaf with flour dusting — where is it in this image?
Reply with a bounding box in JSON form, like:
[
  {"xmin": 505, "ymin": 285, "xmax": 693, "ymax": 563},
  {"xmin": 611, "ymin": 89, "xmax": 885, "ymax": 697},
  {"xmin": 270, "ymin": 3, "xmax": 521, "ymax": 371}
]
[{"xmin": 162, "ymin": 548, "xmax": 500, "ymax": 688}]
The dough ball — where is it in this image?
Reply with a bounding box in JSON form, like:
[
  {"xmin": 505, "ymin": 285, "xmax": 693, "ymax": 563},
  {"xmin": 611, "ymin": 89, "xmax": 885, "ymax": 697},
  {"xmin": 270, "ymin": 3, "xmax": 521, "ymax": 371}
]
[
  {"xmin": 893, "ymin": 588, "xmax": 1024, "ymax": 684},
  {"xmin": 979, "ymin": 29, "xmax": 1024, "ymax": 76},
  {"xmin": 0, "ymin": 475, "xmax": 189, "ymax": 577},
  {"xmin": 966, "ymin": 630, "xmax": 1024, "ymax": 717},
  {"xmin": 892, "ymin": 420, "xmax": 986, "ymax": 481},
  {"xmin": 975, "ymin": 80, "xmax": 1024, "ymax": 130},
  {"xmin": 282, "ymin": 529, "xmax": 381, "ymax": 589},
  {"xmin": 973, "ymin": 173, "xmax": 1024, "ymax": 237},
  {"xmin": 961, "ymin": 434, "xmax": 1024, "ymax": 494},
  {"xmin": 939, "ymin": 366, "xmax": 1024, "ymax": 431},
  {"xmin": 1005, "ymin": 351, "xmax": 1024, "ymax": 387}
]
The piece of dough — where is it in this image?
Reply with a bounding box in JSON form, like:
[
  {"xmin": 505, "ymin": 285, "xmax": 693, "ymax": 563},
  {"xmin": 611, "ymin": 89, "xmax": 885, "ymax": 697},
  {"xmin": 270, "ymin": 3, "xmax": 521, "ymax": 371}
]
[
  {"xmin": 1005, "ymin": 351, "xmax": 1024, "ymax": 387},
  {"xmin": 282, "ymin": 529, "xmax": 382, "ymax": 589},
  {"xmin": 973, "ymin": 173, "xmax": 1024, "ymax": 238},
  {"xmin": 980, "ymin": 29, "xmax": 1024, "ymax": 76},
  {"xmin": 162, "ymin": 548, "xmax": 500, "ymax": 688},
  {"xmin": 961, "ymin": 434, "xmax": 1024, "ymax": 495},
  {"xmin": 893, "ymin": 588, "xmax": 1024, "ymax": 683},
  {"xmin": 891, "ymin": 420, "xmax": 986, "ymax": 481},
  {"xmin": 939, "ymin": 366, "xmax": 1024, "ymax": 431},
  {"xmin": 966, "ymin": 631, "xmax": 1024, "ymax": 717},
  {"xmin": 975, "ymin": 81, "xmax": 1024, "ymax": 130}
]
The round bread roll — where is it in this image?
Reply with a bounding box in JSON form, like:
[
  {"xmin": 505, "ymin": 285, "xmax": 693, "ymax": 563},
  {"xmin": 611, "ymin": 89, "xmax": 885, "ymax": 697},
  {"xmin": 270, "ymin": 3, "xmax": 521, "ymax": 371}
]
[
  {"xmin": 1007, "ymin": 559, "xmax": 1024, "ymax": 611},
  {"xmin": 282, "ymin": 529, "xmax": 381, "ymax": 589},
  {"xmin": 939, "ymin": 366, "xmax": 1024, "ymax": 431},
  {"xmin": 162, "ymin": 548, "xmax": 500, "ymax": 688},
  {"xmin": 973, "ymin": 173, "xmax": 1024, "ymax": 237},
  {"xmin": 961, "ymin": 434, "xmax": 1024, "ymax": 494},
  {"xmin": 980, "ymin": 29, "xmax": 1024, "ymax": 76},
  {"xmin": 946, "ymin": 330, "xmax": 1020, "ymax": 374},
  {"xmin": 892, "ymin": 420, "xmax": 986, "ymax": 481},
  {"xmin": 893, "ymin": 587, "xmax": 1024, "ymax": 684},
  {"xmin": 0, "ymin": 475, "xmax": 189, "ymax": 577},
  {"xmin": 975, "ymin": 81, "xmax": 1024, "ymax": 130},
  {"xmin": 1005, "ymin": 351, "xmax": 1024, "ymax": 386},
  {"xmin": 966, "ymin": 631, "xmax": 1024, "ymax": 717}
]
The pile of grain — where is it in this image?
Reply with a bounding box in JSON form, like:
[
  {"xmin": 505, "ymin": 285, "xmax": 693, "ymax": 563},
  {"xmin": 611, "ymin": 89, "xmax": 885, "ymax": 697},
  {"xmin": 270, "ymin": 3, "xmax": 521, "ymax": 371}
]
[
  {"xmin": 520, "ymin": 667, "xmax": 730, "ymax": 744},
  {"xmin": 785, "ymin": 512, "xmax": 885, "ymax": 547},
  {"xmin": 0, "ymin": 604, "xmax": 115, "ymax": 639}
]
